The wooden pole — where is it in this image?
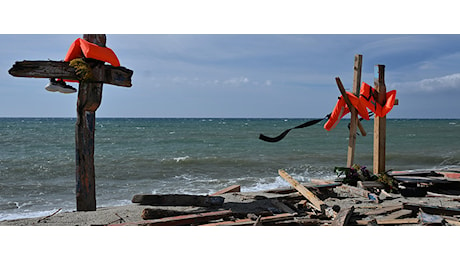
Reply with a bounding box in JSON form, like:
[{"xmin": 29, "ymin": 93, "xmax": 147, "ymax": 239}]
[
  {"xmin": 373, "ymin": 65, "xmax": 386, "ymax": 174},
  {"xmin": 75, "ymin": 34, "xmax": 106, "ymax": 211},
  {"xmin": 347, "ymin": 54, "xmax": 363, "ymax": 167}
]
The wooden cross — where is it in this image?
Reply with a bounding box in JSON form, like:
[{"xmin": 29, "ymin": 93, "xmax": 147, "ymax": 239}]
[{"xmin": 8, "ymin": 34, "xmax": 133, "ymax": 211}]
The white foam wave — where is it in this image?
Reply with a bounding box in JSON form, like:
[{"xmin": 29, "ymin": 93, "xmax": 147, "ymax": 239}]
[{"xmin": 173, "ymin": 156, "xmax": 190, "ymax": 162}]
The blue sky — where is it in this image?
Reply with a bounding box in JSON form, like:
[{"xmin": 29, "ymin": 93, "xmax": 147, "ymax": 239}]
[
  {"xmin": 2, "ymin": 34, "xmax": 460, "ymax": 118},
  {"xmin": 1, "ymin": 1, "xmax": 460, "ymax": 119}
]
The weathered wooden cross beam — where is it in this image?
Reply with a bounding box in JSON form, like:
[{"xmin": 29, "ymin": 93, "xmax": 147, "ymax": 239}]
[{"xmin": 8, "ymin": 34, "xmax": 133, "ymax": 211}]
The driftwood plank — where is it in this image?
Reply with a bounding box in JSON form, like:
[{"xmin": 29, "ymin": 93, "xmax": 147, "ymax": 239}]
[
  {"xmin": 275, "ymin": 218, "xmax": 327, "ymax": 226},
  {"xmin": 132, "ymin": 194, "xmax": 225, "ymax": 207},
  {"xmin": 210, "ymin": 185, "xmax": 241, "ymax": 196},
  {"xmin": 141, "ymin": 208, "xmax": 203, "ymax": 220},
  {"xmin": 278, "ymin": 169, "xmax": 325, "ymax": 211},
  {"xmin": 376, "ymin": 218, "xmax": 419, "ymax": 225},
  {"xmin": 201, "ymin": 213, "xmax": 295, "ymax": 226},
  {"xmin": 8, "ymin": 60, "xmax": 133, "ymax": 87},
  {"xmin": 332, "ymin": 206, "xmax": 355, "ymax": 226},
  {"xmin": 112, "ymin": 210, "xmax": 233, "ymax": 226}
]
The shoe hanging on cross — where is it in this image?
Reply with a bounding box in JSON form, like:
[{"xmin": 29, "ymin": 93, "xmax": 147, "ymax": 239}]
[{"xmin": 45, "ymin": 78, "xmax": 77, "ymax": 94}]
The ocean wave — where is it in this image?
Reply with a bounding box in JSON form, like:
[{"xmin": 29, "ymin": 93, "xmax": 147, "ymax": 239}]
[{"xmin": 0, "ymin": 208, "xmax": 63, "ymax": 221}]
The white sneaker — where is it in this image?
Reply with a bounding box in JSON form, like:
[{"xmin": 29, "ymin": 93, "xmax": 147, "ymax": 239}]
[{"xmin": 45, "ymin": 79, "xmax": 77, "ymax": 94}]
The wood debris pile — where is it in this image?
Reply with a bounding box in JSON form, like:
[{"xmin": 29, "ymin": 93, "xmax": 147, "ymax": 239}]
[{"xmin": 113, "ymin": 168, "xmax": 460, "ymax": 226}]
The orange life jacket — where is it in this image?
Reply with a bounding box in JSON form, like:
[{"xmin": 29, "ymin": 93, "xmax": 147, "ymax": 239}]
[
  {"xmin": 324, "ymin": 92, "xmax": 369, "ymax": 131},
  {"xmin": 359, "ymin": 82, "xmax": 397, "ymax": 118},
  {"xmin": 64, "ymin": 38, "xmax": 120, "ymax": 67}
]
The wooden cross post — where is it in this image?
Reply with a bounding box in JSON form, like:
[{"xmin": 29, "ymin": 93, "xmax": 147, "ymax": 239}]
[
  {"xmin": 373, "ymin": 65, "xmax": 386, "ymax": 174},
  {"xmin": 8, "ymin": 34, "xmax": 133, "ymax": 211},
  {"xmin": 346, "ymin": 54, "xmax": 363, "ymax": 167}
]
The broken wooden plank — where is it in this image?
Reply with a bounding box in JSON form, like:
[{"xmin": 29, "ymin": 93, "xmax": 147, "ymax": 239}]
[
  {"xmin": 201, "ymin": 213, "xmax": 295, "ymax": 226},
  {"xmin": 8, "ymin": 60, "xmax": 133, "ymax": 87},
  {"xmin": 210, "ymin": 185, "xmax": 241, "ymax": 196},
  {"xmin": 335, "ymin": 184, "xmax": 380, "ymax": 203},
  {"xmin": 112, "ymin": 209, "xmax": 233, "ymax": 226},
  {"xmin": 273, "ymin": 217, "xmax": 328, "ymax": 226},
  {"xmin": 403, "ymin": 203, "xmax": 460, "ymax": 216},
  {"xmin": 376, "ymin": 218, "xmax": 419, "ymax": 225},
  {"xmin": 443, "ymin": 216, "xmax": 460, "ymax": 226},
  {"xmin": 132, "ymin": 194, "xmax": 225, "ymax": 207},
  {"xmin": 278, "ymin": 169, "xmax": 326, "ymax": 212},
  {"xmin": 437, "ymin": 171, "xmax": 460, "ymax": 179},
  {"xmin": 141, "ymin": 208, "xmax": 204, "ymax": 220},
  {"xmin": 364, "ymin": 205, "xmax": 402, "ymax": 216},
  {"xmin": 332, "ymin": 206, "xmax": 355, "ymax": 226}
]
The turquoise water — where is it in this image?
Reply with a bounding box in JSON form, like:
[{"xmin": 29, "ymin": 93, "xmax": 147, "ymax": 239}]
[{"xmin": 1, "ymin": 118, "xmax": 459, "ymax": 220}]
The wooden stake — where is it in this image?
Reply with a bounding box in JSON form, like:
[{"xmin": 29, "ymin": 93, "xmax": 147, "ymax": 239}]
[
  {"xmin": 373, "ymin": 65, "xmax": 386, "ymax": 174},
  {"xmin": 75, "ymin": 34, "xmax": 106, "ymax": 211},
  {"xmin": 347, "ymin": 54, "xmax": 363, "ymax": 167}
]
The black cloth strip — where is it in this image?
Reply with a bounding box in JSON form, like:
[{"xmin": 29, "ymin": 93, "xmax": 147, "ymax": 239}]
[{"xmin": 259, "ymin": 114, "xmax": 330, "ymax": 143}]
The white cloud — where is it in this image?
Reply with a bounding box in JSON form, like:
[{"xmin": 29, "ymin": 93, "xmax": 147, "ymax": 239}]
[
  {"xmin": 392, "ymin": 73, "xmax": 460, "ymax": 92},
  {"xmin": 223, "ymin": 77, "xmax": 250, "ymax": 86}
]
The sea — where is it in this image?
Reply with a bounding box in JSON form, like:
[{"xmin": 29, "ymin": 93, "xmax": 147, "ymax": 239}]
[{"xmin": 0, "ymin": 117, "xmax": 459, "ymax": 221}]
